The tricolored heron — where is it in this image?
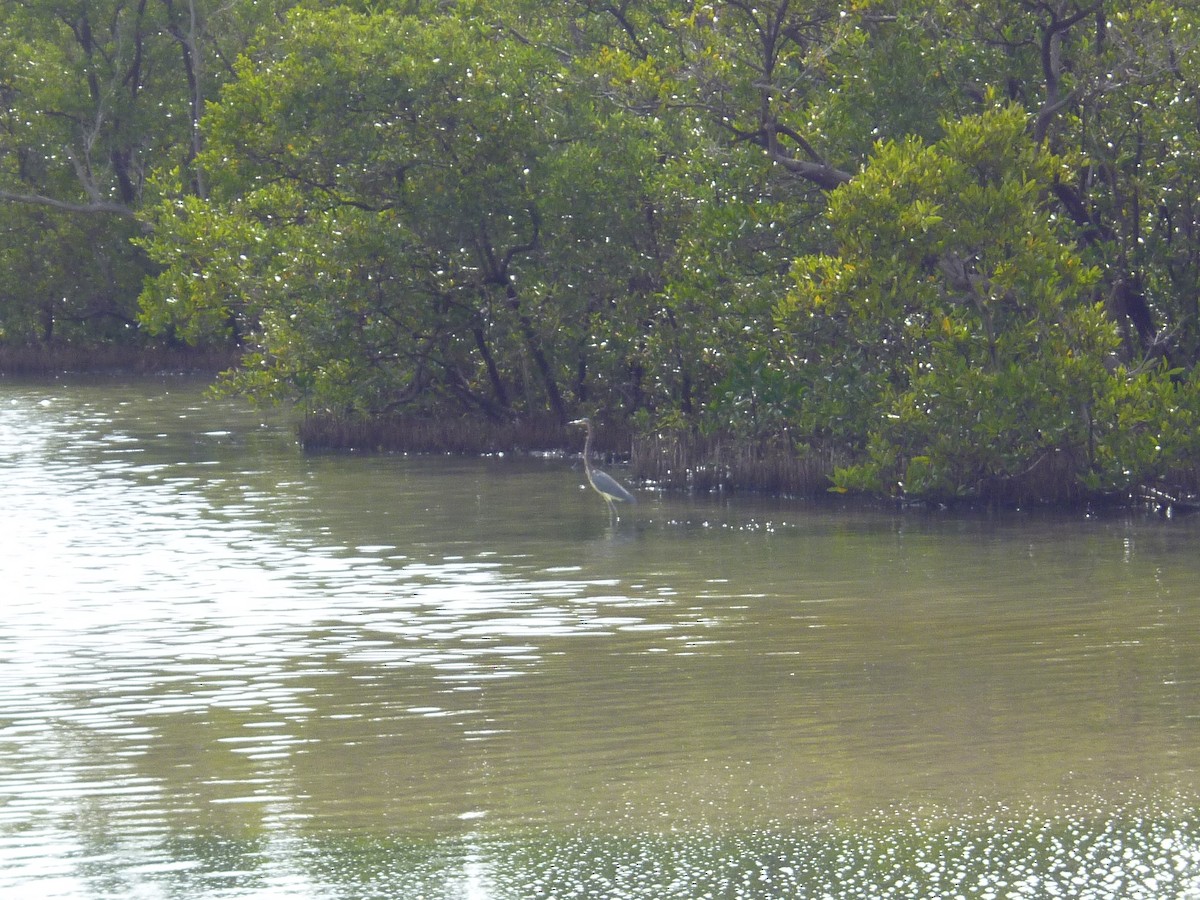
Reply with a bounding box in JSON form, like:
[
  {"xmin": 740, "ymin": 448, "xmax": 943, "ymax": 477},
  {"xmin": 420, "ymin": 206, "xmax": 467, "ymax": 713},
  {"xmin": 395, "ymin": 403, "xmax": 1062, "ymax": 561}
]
[{"xmin": 569, "ymin": 417, "xmax": 636, "ymax": 519}]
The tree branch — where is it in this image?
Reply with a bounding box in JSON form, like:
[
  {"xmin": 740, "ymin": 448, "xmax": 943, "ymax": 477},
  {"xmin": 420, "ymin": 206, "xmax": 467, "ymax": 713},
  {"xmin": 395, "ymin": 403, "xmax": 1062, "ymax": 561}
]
[
  {"xmin": 730, "ymin": 121, "xmax": 853, "ymax": 190},
  {"xmin": 1033, "ymin": 2, "xmax": 1101, "ymax": 143},
  {"xmin": 768, "ymin": 152, "xmax": 854, "ymax": 190},
  {"xmin": 0, "ymin": 189, "xmax": 138, "ymax": 218}
]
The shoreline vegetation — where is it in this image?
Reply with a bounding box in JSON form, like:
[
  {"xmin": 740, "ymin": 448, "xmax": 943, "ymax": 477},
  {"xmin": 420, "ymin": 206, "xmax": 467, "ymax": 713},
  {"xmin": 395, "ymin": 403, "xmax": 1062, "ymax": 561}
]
[
  {"xmin": 4, "ymin": 348, "xmax": 1197, "ymax": 512},
  {"xmin": 6, "ymin": 5, "xmax": 1200, "ymax": 512},
  {"xmin": 296, "ymin": 409, "xmax": 1200, "ymax": 514},
  {"xmin": 295, "ymin": 410, "xmax": 843, "ymax": 496}
]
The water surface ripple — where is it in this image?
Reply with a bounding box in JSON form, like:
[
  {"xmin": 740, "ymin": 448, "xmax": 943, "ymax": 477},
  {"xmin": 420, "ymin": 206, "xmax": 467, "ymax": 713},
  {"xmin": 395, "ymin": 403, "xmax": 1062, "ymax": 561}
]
[{"xmin": 2, "ymin": 379, "xmax": 1200, "ymax": 898}]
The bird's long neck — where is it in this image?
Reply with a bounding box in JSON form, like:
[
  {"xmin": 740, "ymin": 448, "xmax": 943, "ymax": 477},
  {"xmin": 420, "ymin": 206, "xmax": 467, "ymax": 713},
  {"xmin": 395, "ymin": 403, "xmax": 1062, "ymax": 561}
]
[{"xmin": 582, "ymin": 424, "xmax": 594, "ymax": 476}]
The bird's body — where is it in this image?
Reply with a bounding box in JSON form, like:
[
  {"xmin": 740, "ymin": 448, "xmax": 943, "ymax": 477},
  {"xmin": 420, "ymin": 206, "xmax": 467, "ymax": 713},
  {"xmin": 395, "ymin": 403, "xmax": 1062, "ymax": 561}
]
[{"xmin": 570, "ymin": 417, "xmax": 636, "ymax": 519}]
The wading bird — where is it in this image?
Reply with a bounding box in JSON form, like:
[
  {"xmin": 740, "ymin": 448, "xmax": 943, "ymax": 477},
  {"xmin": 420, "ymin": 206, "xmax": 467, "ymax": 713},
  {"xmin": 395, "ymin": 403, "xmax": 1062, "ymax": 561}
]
[{"xmin": 569, "ymin": 417, "xmax": 636, "ymax": 519}]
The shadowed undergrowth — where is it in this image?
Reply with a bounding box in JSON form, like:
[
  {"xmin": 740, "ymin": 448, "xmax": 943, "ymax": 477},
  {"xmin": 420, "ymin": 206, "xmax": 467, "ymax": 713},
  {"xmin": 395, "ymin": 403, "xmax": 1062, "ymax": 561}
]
[{"xmin": 0, "ymin": 343, "xmax": 238, "ymax": 376}]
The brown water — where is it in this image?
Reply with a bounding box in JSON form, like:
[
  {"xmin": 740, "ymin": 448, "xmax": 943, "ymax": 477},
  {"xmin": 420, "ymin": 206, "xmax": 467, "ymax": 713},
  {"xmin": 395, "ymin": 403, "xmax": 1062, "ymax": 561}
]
[{"xmin": 2, "ymin": 378, "xmax": 1200, "ymax": 898}]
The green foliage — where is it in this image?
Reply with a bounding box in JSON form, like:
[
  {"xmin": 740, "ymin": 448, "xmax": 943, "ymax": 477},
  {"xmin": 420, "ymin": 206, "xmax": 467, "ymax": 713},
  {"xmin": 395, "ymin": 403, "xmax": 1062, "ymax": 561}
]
[
  {"xmin": 1084, "ymin": 365, "xmax": 1200, "ymax": 494},
  {"xmin": 0, "ymin": 0, "xmax": 298, "ymax": 349},
  {"xmin": 0, "ymin": 205, "xmax": 148, "ymax": 343},
  {"xmin": 6, "ymin": 0, "xmax": 1200, "ymax": 502},
  {"xmin": 777, "ymin": 104, "xmax": 1189, "ymax": 500},
  {"xmin": 140, "ymin": 5, "xmax": 676, "ymax": 417}
]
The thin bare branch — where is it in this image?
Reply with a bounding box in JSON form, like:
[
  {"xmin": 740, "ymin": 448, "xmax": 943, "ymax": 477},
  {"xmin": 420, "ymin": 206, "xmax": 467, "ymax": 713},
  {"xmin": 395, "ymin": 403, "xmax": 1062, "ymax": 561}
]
[{"xmin": 0, "ymin": 188, "xmax": 138, "ymax": 219}]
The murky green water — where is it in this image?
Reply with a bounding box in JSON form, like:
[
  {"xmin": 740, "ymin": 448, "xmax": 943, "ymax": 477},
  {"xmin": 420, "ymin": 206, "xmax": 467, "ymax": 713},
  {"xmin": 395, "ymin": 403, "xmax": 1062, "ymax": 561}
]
[{"xmin": 3, "ymin": 378, "xmax": 1200, "ymax": 898}]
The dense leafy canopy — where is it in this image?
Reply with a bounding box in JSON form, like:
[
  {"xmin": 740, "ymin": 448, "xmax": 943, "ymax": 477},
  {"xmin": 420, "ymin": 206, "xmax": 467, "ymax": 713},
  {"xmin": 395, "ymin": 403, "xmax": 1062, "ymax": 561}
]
[{"xmin": 4, "ymin": 0, "xmax": 1200, "ymax": 500}]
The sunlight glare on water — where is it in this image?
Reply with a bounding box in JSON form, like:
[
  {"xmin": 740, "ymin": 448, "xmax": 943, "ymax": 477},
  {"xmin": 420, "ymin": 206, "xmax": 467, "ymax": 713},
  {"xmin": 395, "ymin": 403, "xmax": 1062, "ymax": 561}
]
[{"xmin": 3, "ymin": 379, "xmax": 1200, "ymax": 898}]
